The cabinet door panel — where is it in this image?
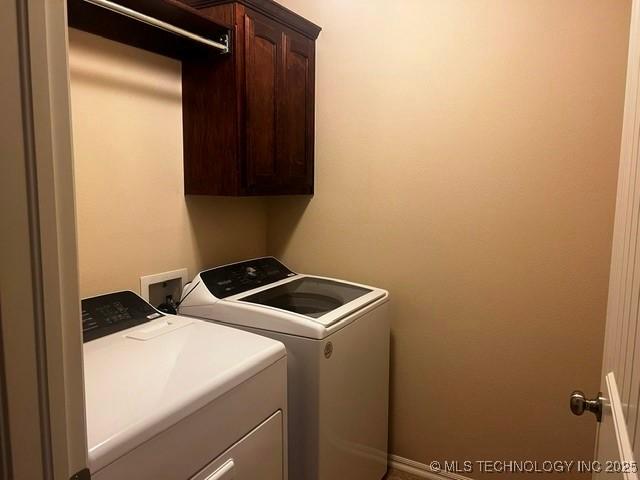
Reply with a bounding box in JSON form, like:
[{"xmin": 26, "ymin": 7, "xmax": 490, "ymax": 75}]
[
  {"xmin": 280, "ymin": 31, "xmax": 314, "ymax": 193},
  {"xmin": 244, "ymin": 12, "xmax": 282, "ymax": 191}
]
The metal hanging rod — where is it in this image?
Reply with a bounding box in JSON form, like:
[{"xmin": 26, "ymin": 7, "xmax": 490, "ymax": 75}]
[{"xmin": 80, "ymin": 0, "xmax": 229, "ymax": 53}]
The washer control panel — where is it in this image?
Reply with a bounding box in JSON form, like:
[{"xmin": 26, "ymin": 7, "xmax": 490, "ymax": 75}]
[
  {"xmin": 82, "ymin": 291, "xmax": 163, "ymax": 342},
  {"xmin": 200, "ymin": 257, "xmax": 295, "ymax": 299}
]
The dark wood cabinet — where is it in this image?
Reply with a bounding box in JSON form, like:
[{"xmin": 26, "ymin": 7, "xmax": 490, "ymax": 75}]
[
  {"xmin": 280, "ymin": 26, "xmax": 315, "ymax": 192},
  {"xmin": 245, "ymin": 11, "xmax": 282, "ymax": 192},
  {"xmin": 182, "ymin": 0, "xmax": 321, "ymax": 196}
]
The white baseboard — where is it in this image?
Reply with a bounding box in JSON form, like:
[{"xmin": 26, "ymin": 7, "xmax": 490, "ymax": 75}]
[{"xmin": 388, "ymin": 455, "xmax": 473, "ymax": 480}]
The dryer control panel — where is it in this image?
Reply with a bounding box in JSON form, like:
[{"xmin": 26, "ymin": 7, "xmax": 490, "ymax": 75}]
[
  {"xmin": 200, "ymin": 257, "xmax": 295, "ymax": 299},
  {"xmin": 82, "ymin": 291, "xmax": 163, "ymax": 342}
]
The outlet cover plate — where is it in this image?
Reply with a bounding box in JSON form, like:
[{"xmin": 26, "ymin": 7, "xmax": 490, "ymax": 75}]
[{"xmin": 140, "ymin": 268, "xmax": 188, "ymax": 303}]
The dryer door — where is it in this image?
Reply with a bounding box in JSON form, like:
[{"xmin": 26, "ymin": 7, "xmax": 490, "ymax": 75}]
[{"xmin": 190, "ymin": 411, "xmax": 284, "ymax": 480}]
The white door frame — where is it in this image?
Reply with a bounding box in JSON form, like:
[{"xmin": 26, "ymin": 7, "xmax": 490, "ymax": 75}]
[
  {"xmin": 598, "ymin": 0, "xmax": 640, "ymax": 473},
  {"xmin": 0, "ymin": 0, "xmax": 87, "ymax": 479}
]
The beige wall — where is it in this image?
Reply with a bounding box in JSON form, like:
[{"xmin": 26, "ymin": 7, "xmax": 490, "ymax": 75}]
[
  {"xmin": 68, "ymin": 29, "xmax": 267, "ymax": 298},
  {"xmin": 69, "ymin": 1, "xmax": 632, "ymax": 475},
  {"xmin": 268, "ymin": 0, "xmax": 631, "ymax": 476}
]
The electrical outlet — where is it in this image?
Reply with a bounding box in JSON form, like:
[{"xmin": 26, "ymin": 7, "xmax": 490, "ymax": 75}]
[{"xmin": 140, "ymin": 269, "xmax": 188, "ymax": 310}]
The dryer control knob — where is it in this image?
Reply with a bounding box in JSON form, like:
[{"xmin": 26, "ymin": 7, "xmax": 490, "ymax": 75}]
[{"xmin": 245, "ymin": 266, "xmax": 258, "ymax": 279}]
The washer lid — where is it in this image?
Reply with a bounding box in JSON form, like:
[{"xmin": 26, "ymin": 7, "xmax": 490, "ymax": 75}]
[
  {"xmin": 235, "ymin": 275, "xmax": 386, "ymax": 328},
  {"xmin": 238, "ymin": 277, "xmax": 372, "ymax": 318},
  {"xmin": 83, "ymin": 300, "xmax": 285, "ymax": 473},
  {"xmin": 179, "ymin": 259, "xmax": 389, "ymax": 337}
]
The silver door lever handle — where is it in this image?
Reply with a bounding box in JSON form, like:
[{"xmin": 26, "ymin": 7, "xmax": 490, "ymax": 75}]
[{"xmin": 570, "ymin": 390, "xmax": 603, "ymax": 422}]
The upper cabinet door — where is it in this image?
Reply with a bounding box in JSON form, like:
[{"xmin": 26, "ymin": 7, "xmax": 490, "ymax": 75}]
[
  {"xmin": 280, "ymin": 30, "xmax": 315, "ymax": 194},
  {"xmin": 244, "ymin": 11, "xmax": 283, "ymax": 193},
  {"xmin": 182, "ymin": 1, "xmax": 320, "ymax": 196}
]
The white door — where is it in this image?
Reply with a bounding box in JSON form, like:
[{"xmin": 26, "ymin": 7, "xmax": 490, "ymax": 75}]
[
  {"xmin": 576, "ymin": 0, "xmax": 640, "ymax": 477},
  {"xmin": 592, "ymin": 374, "xmax": 636, "ymax": 480},
  {"xmin": 0, "ymin": 0, "xmax": 88, "ymax": 479}
]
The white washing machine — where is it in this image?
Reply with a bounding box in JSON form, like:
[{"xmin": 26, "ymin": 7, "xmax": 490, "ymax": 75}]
[
  {"xmin": 179, "ymin": 257, "xmax": 390, "ymax": 480},
  {"xmin": 82, "ymin": 290, "xmax": 288, "ymax": 479}
]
